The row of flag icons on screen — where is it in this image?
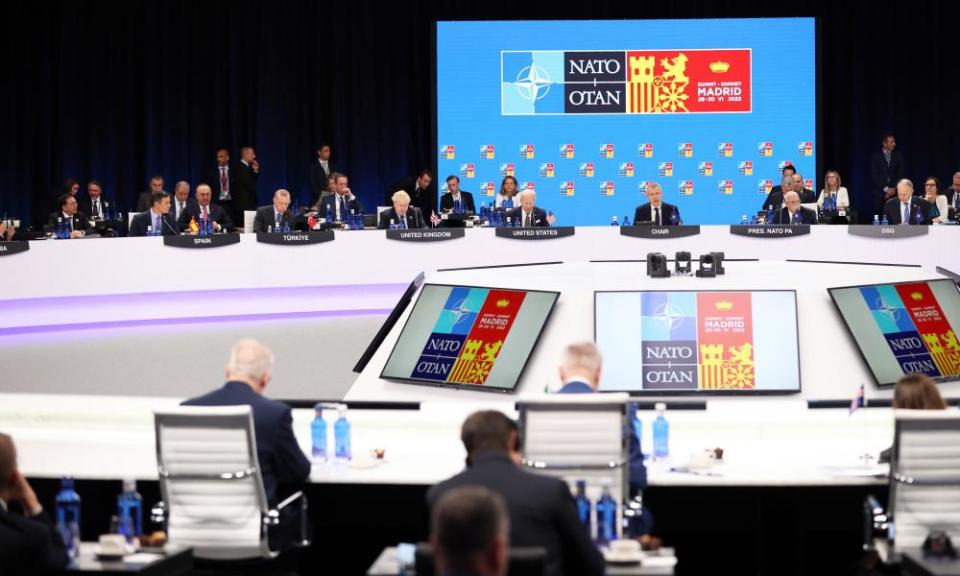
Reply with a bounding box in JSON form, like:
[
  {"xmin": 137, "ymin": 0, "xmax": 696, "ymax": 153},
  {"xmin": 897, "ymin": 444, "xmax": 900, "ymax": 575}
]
[
  {"xmin": 441, "ymin": 141, "xmax": 814, "ymax": 161},
  {"xmin": 439, "ymin": 175, "xmax": 815, "ymax": 197}
]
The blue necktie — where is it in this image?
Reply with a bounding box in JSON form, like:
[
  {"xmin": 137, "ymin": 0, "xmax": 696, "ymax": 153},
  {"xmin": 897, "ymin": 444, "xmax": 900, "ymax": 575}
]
[
  {"xmin": 154, "ymin": 215, "xmax": 161, "ymax": 233},
  {"xmin": 400, "ymin": 215, "xmax": 407, "ymax": 229},
  {"xmin": 902, "ymin": 203, "xmax": 909, "ymax": 225},
  {"xmin": 340, "ymin": 196, "xmax": 346, "ymax": 219}
]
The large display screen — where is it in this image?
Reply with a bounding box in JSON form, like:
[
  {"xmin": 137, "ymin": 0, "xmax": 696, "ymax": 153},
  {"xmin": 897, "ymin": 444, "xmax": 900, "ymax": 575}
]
[
  {"xmin": 828, "ymin": 279, "xmax": 960, "ymax": 388},
  {"xmin": 436, "ymin": 18, "xmax": 816, "ymax": 225},
  {"xmin": 595, "ymin": 290, "xmax": 801, "ymax": 394},
  {"xmin": 381, "ymin": 284, "xmax": 559, "ymax": 393}
]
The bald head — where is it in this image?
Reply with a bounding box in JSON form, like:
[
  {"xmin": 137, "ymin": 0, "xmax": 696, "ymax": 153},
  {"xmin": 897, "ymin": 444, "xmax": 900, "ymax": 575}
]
[
  {"xmin": 225, "ymin": 339, "xmax": 275, "ymax": 393},
  {"xmin": 0, "ymin": 433, "xmax": 15, "ymax": 493}
]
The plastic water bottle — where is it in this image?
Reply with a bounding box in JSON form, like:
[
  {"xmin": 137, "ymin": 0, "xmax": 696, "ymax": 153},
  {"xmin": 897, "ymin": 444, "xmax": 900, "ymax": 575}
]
[
  {"xmin": 595, "ymin": 482, "xmax": 617, "ymax": 545},
  {"xmin": 750, "ymin": 214, "xmax": 759, "ymax": 225},
  {"xmin": 633, "ymin": 415, "xmax": 643, "ymax": 459},
  {"xmin": 653, "ymin": 403, "xmax": 669, "ymax": 460},
  {"xmin": 622, "ymin": 215, "xmax": 630, "ymax": 226},
  {"xmin": 311, "ymin": 403, "xmax": 328, "ymax": 462},
  {"xmin": 610, "ymin": 215, "xmax": 618, "ymax": 226},
  {"xmin": 765, "ymin": 205, "xmax": 774, "ymax": 225},
  {"xmin": 740, "ymin": 213, "xmax": 747, "ymax": 225},
  {"xmin": 881, "ymin": 214, "xmax": 889, "ymax": 225},
  {"xmin": 334, "ymin": 404, "xmax": 352, "ymax": 461},
  {"xmin": 56, "ymin": 477, "xmax": 81, "ymax": 560},
  {"xmin": 873, "ymin": 214, "xmax": 880, "ymax": 225},
  {"xmin": 575, "ymin": 480, "xmax": 592, "ymax": 530},
  {"xmin": 117, "ymin": 478, "xmax": 142, "ymax": 544}
]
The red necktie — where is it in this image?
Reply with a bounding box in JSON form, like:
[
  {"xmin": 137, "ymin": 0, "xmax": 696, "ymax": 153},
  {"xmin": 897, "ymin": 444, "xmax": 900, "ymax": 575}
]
[
  {"xmin": 203, "ymin": 205, "xmax": 209, "ymax": 219},
  {"xmin": 220, "ymin": 167, "xmax": 228, "ymax": 192}
]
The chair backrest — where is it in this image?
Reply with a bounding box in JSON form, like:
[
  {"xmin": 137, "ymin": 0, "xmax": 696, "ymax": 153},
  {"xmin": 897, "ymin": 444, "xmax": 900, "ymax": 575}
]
[
  {"xmin": 889, "ymin": 409, "xmax": 960, "ymax": 549},
  {"xmin": 415, "ymin": 542, "xmax": 546, "ymax": 576},
  {"xmin": 801, "ymin": 202, "xmax": 820, "ymax": 222},
  {"xmin": 154, "ymin": 406, "xmax": 272, "ymax": 560},
  {"xmin": 128, "ymin": 211, "xmax": 140, "ymax": 228},
  {"xmin": 517, "ymin": 394, "xmax": 630, "ymax": 539},
  {"xmin": 243, "ymin": 210, "xmax": 256, "ymax": 233}
]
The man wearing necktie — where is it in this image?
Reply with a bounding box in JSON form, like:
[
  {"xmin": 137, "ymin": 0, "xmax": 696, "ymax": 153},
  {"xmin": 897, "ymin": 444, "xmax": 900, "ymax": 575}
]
[
  {"xmin": 79, "ymin": 180, "xmax": 108, "ymax": 220},
  {"xmin": 440, "ymin": 175, "xmax": 476, "ymax": 214},
  {"xmin": 320, "ymin": 173, "xmax": 363, "ymax": 223},
  {"xmin": 309, "ymin": 143, "xmax": 335, "ymax": 208},
  {"xmin": 504, "ymin": 189, "xmax": 554, "ymax": 227},
  {"xmin": 883, "ymin": 179, "xmax": 931, "ymax": 225},
  {"xmin": 377, "ymin": 190, "xmax": 427, "ymax": 229},
  {"xmin": 45, "ymin": 194, "xmax": 93, "ymax": 238},
  {"xmin": 178, "ymin": 184, "xmax": 235, "ymax": 233},
  {"xmin": 253, "ymin": 189, "xmax": 295, "ymax": 233},
  {"xmin": 633, "ymin": 181, "xmax": 680, "ymax": 226},
  {"xmin": 870, "ymin": 134, "xmax": 905, "ymax": 222},
  {"xmin": 129, "ymin": 192, "xmax": 175, "ymax": 236},
  {"xmin": 171, "ymin": 181, "xmax": 193, "ymax": 227}
]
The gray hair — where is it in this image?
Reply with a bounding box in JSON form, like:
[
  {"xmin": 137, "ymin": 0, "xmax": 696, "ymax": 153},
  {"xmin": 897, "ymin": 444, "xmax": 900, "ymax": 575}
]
[
  {"xmin": 226, "ymin": 339, "xmax": 274, "ymax": 381},
  {"xmin": 519, "ymin": 188, "xmax": 536, "ymax": 201},
  {"xmin": 560, "ymin": 341, "xmax": 603, "ymax": 375},
  {"xmin": 897, "ymin": 178, "xmax": 914, "ymax": 190},
  {"xmin": 645, "ymin": 181, "xmax": 663, "ymax": 193},
  {"xmin": 392, "ymin": 190, "xmax": 411, "ymax": 204},
  {"xmin": 174, "ymin": 181, "xmax": 190, "ymax": 192},
  {"xmin": 784, "ymin": 190, "xmax": 800, "ymax": 202},
  {"xmin": 273, "ymin": 189, "xmax": 291, "ymax": 200}
]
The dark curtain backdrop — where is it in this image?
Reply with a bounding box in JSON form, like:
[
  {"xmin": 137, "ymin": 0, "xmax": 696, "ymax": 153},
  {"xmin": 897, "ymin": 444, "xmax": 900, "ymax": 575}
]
[{"xmin": 2, "ymin": 1, "xmax": 958, "ymax": 227}]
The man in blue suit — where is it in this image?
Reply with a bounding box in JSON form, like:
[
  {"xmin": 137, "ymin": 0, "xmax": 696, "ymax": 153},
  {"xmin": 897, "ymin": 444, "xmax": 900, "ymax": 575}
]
[
  {"xmin": 770, "ymin": 191, "xmax": 818, "ymax": 224},
  {"xmin": 883, "ymin": 179, "xmax": 933, "ymax": 224},
  {"xmin": 320, "ymin": 172, "xmax": 363, "ymax": 223},
  {"xmin": 555, "ymin": 342, "xmax": 653, "ymax": 538},
  {"xmin": 129, "ymin": 191, "xmax": 177, "ymax": 236},
  {"xmin": 182, "ymin": 340, "xmax": 310, "ymax": 549}
]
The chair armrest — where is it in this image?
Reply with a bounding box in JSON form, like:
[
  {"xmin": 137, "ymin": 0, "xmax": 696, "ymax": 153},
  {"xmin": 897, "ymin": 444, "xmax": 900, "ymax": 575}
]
[
  {"xmin": 863, "ymin": 494, "xmax": 888, "ymax": 550},
  {"xmin": 265, "ymin": 491, "xmax": 310, "ymax": 549},
  {"xmin": 150, "ymin": 501, "xmax": 167, "ymax": 528}
]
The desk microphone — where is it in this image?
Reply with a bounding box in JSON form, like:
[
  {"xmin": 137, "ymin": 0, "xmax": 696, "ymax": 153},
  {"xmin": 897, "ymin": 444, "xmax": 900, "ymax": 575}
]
[{"xmin": 161, "ymin": 216, "xmax": 180, "ymax": 236}]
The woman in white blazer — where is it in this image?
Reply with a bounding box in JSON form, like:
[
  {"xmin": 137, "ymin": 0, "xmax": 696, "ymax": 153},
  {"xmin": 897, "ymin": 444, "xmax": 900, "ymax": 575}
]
[
  {"xmin": 923, "ymin": 176, "xmax": 950, "ymax": 224},
  {"xmin": 817, "ymin": 169, "xmax": 850, "ymax": 210}
]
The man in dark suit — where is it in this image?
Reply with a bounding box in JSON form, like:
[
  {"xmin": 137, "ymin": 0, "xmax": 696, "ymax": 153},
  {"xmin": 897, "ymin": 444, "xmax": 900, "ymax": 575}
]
[
  {"xmin": 378, "ymin": 190, "xmax": 427, "ymax": 229},
  {"xmin": 759, "ymin": 165, "xmax": 796, "ymax": 210},
  {"xmin": 182, "ymin": 340, "xmax": 310, "ymax": 549},
  {"xmin": 178, "ymin": 184, "xmax": 234, "ymax": 232},
  {"xmin": 505, "ymin": 190, "xmax": 552, "ymax": 227},
  {"xmin": 771, "ymin": 191, "xmax": 818, "ymax": 224},
  {"xmin": 0, "ymin": 433, "xmax": 69, "ymax": 576},
  {"xmin": 440, "ymin": 175, "xmax": 476, "ymax": 214},
  {"xmin": 634, "ymin": 181, "xmax": 680, "ymax": 225},
  {"xmin": 129, "ymin": 191, "xmax": 177, "ymax": 236},
  {"xmin": 394, "ymin": 169, "xmax": 436, "ymax": 222},
  {"xmin": 320, "ymin": 173, "xmax": 363, "ymax": 222},
  {"xmin": 871, "ymin": 134, "xmax": 905, "ymax": 219},
  {"xmin": 309, "ymin": 143, "xmax": 335, "ymax": 208},
  {"xmin": 555, "ymin": 342, "xmax": 654, "ymax": 540},
  {"xmin": 78, "ymin": 180, "xmax": 112, "ymax": 221},
  {"xmin": 431, "ymin": 486, "xmax": 509, "ymax": 576},
  {"xmin": 45, "ymin": 194, "xmax": 94, "ymax": 237},
  {"xmin": 790, "ymin": 173, "xmax": 816, "ymax": 203},
  {"xmin": 206, "ymin": 149, "xmax": 239, "ymax": 222},
  {"xmin": 427, "ymin": 411, "xmax": 605, "ymax": 576},
  {"xmin": 235, "ymin": 147, "xmax": 260, "ymax": 223},
  {"xmin": 135, "ymin": 175, "xmax": 166, "ymax": 212},
  {"xmin": 884, "ymin": 179, "xmax": 932, "ymax": 224},
  {"xmin": 253, "ymin": 189, "xmax": 297, "ymax": 232}
]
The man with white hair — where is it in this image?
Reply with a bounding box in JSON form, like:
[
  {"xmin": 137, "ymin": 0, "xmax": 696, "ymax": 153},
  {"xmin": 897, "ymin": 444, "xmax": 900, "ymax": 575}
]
[
  {"xmin": 170, "ymin": 181, "xmax": 194, "ymax": 224},
  {"xmin": 883, "ymin": 178, "xmax": 932, "ymax": 224},
  {"xmin": 504, "ymin": 189, "xmax": 554, "ymax": 227},
  {"xmin": 182, "ymin": 339, "xmax": 310, "ymax": 507},
  {"xmin": 377, "ymin": 190, "xmax": 427, "ymax": 229},
  {"xmin": 253, "ymin": 189, "xmax": 298, "ymax": 232},
  {"xmin": 633, "ymin": 181, "xmax": 680, "ymax": 225},
  {"xmin": 771, "ymin": 190, "xmax": 817, "ymax": 224},
  {"xmin": 555, "ymin": 342, "xmax": 654, "ymax": 539}
]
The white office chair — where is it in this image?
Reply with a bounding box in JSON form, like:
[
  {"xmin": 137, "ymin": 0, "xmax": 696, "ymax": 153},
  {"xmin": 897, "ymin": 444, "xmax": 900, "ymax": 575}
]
[
  {"xmin": 243, "ymin": 210, "xmax": 256, "ymax": 233},
  {"xmin": 127, "ymin": 211, "xmax": 141, "ymax": 228},
  {"xmin": 887, "ymin": 410, "xmax": 960, "ymax": 549},
  {"xmin": 517, "ymin": 394, "xmax": 631, "ymax": 539},
  {"xmin": 800, "ymin": 202, "xmax": 820, "ymax": 223},
  {"xmin": 153, "ymin": 406, "xmax": 307, "ymax": 561}
]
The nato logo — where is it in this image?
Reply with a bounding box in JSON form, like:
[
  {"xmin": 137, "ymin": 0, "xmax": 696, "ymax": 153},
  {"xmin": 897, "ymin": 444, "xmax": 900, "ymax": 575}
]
[{"xmin": 502, "ymin": 51, "xmax": 564, "ymax": 115}]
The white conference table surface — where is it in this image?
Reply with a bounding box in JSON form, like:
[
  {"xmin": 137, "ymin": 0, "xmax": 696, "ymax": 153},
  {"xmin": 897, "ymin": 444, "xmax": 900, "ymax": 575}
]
[
  {"xmin": 3, "ymin": 225, "xmax": 957, "ymax": 302},
  {"xmin": 0, "ymin": 392, "xmax": 893, "ymax": 487}
]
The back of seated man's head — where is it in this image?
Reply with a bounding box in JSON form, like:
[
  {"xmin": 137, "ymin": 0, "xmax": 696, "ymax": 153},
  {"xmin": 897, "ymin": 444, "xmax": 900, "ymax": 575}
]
[
  {"xmin": 0, "ymin": 432, "xmax": 16, "ymax": 496},
  {"xmin": 225, "ymin": 339, "xmax": 274, "ymax": 393},
  {"xmin": 460, "ymin": 411, "xmax": 516, "ymax": 465},
  {"xmin": 559, "ymin": 341, "xmax": 603, "ymax": 389},
  {"xmin": 431, "ymin": 485, "xmax": 509, "ymax": 576}
]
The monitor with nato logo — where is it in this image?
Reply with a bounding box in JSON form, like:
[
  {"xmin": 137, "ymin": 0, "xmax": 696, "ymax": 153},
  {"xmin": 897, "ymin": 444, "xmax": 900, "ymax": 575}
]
[
  {"xmin": 381, "ymin": 284, "xmax": 559, "ymax": 393},
  {"xmin": 829, "ymin": 279, "xmax": 960, "ymax": 388},
  {"xmin": 594, "ymin": 290, "xmax": 801, "ymax": 394},
  {"xmin": 435, "ymin": 18, "xmax": 817, "ymax": 225}
]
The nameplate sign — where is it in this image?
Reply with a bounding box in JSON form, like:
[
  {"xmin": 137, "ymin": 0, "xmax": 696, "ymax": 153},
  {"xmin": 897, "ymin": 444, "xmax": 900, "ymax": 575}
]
[
  {"xmin": 163, "ymin": 233, "xmax": 241, "ymax": 249},
  {"xmin": 386, "ymin": 229, "xmax": 465, "ymax": 242},
  {"xmin": 847, "ymin": 225, "xmax": 929, "ymax": 239},
  {"xmin": 620, "ymin": 225, "xmax": 701, "ymax": 239},
  {"xmin": 256, "ymin": 230, "xmax": 335, "ymax": 245},
  {"xmin": 495, "ymin": 226, "xmax": 575, "ymax": 240},
  {"xmin": 729, "ymin": 225, "xmax": 811, "ymax": 238},
  {"xmin": 0, "ymin": 241, "xmax": 29, "ymax": 257}
]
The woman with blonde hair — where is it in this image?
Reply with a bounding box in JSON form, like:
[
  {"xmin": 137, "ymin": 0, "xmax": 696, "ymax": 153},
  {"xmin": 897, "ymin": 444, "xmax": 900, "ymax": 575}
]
[{"xmin": 817, "ymin": 169, "xmax": 850, "ymax": 211}]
